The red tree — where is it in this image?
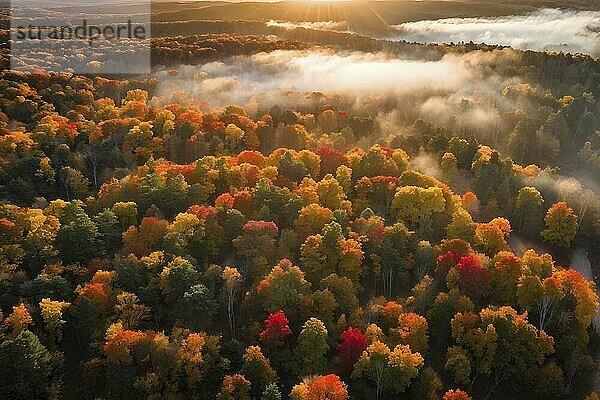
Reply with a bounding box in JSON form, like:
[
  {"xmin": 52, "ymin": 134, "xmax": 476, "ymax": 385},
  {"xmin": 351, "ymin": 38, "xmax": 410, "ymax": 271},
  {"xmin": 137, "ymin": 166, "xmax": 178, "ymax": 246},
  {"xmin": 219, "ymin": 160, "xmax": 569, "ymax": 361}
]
[
  {"xmin": 316, "ymin": 147, "xmax": 348, "ymax": 176},
  {"xmin": 242, "ymin": 220, "xmax": 278, "ymax": 236},
  {"xmin": 457, "ymin": 255, "xmax": 489, "ymax": 301},
  {"xmin": 233, "ymin": 190, "xmax": 252, "ymax": 215},
  {"xmin": 187, "ymin": 205, "xmax": 218, "ymax": 219},
  {"xmin": 260, "ymin": 310, "xmax": 292, "ymax": 346},
  {"xmin": 215, "ymin": 193, "xmax": 235, "ymax": 210},
  {"xmin": 338, "ymin": 327, "xmax": 368, "ymax": 368},
  {"xmin": 436, "ymin": 250, "xmax": 463, "ymax": 280},
  {"xmin": 443, "ymin": 389, "xmax": 471, "ymax": 400}
]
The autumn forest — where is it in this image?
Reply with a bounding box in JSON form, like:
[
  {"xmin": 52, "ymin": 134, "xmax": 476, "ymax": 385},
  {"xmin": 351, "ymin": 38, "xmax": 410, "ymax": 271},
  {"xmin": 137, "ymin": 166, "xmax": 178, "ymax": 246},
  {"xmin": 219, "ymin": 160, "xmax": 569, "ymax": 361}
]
[{"xmin": 1, "ymin": 1, "xmax": 600, "ymax": 400}]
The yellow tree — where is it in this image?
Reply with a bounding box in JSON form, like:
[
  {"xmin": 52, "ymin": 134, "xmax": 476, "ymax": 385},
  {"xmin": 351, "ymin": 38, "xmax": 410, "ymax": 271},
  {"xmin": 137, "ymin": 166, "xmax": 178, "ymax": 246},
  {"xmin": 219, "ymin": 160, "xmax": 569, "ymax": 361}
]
[
  {"xmin": 515, "ymin": 186, "xmax": 544, "ymax": 233},
  {"xmin": 446, "ymin": 208, "xmax": 476, "ymax": 245},
  {"xmin": 391, "ymin": 185, "xmax": 445, "ymax": 238},
  {"xmin": 352, "ymin": 340, "xmax": 424, "ymax": 400},
  {"xmin": 225, "ymin": 124, "xmax": 245, "ymax": 153},
  {"xmin": 294, "ymin": 204, "xmax": 334, "ymax": 241},
  {"xmin": 475, "ymin": 218, "xmax": 511, "ymax": 256},
  {"xmin": 394, "ymin": 312, "xmax": 429, "ymax": 354},
  {"xmin": 316, "ymin": 174, "xmax": 348, "ymax": 211},
  {"xmin": 217, "ymin": 374, "xmax": 252, "ymax": 400},
  {"xmin": 441, "ymin": 152, "xmax": 458, "ymax": 181},
  {"xmin": 39, "ymin": 298, "xmax": 70, "ymax": 343},
  {"xmin": 489, "ymin": 252, "xmax": 524, "ymax": 306},
  {"xmin": 541, "ymin": 202, "xmax": 578, "ymax": 247}
]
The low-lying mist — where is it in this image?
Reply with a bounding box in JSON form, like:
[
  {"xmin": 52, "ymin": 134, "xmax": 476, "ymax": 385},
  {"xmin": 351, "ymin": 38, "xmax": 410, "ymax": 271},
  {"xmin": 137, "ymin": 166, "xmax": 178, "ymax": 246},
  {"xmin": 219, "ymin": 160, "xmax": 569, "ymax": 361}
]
[
  {"xmin": 267, "ymin": 8, "xmax": 600, "ymax": 57},
  {"xmin": 389, "ymin": 8, "xmax": 600, "ymax": 56},
  {"xmin": 155, "ymin": 47, "xmax": 521, "ymax": 136}
]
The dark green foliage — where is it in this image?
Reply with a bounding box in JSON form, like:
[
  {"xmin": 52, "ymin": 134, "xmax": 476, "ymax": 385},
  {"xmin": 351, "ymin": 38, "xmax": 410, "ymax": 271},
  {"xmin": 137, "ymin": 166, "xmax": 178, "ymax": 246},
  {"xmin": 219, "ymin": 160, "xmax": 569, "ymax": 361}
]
[{"xmin": 0, "ymin": 331, "xmax": 51, "ymax": 400}]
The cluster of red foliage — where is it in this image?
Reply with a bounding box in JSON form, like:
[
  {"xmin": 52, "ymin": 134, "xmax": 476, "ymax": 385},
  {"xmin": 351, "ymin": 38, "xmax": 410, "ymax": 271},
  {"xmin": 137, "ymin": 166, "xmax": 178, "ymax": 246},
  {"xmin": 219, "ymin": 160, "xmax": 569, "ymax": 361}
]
[
  {"xmin": 443, "ymin": 389, "xmax": 471, "ymax": 400},
  {"xmin": 215, "ymin": 193, "xmax": 235, "ymax": 209},
  {"xmin": 457, "ymin": 255, "xmax": 489, "ymax": 301},
  {"xmin": 436, "ymin": 250, "xmax": 463, "ymax": 279},
  {"xmin": 338, "ymin": 327, "xmax": 368, "ymax": 368},
  {"xmin": 242, "ymin": 220, "xmax": 279, "ymax": 236},
  {"xmin": 316, "ymin": 147, "xmax": 348, "ymax": 175},
  {"xmin": 260, "ymin": 310, "xmax": 292, "ymax": 346}
]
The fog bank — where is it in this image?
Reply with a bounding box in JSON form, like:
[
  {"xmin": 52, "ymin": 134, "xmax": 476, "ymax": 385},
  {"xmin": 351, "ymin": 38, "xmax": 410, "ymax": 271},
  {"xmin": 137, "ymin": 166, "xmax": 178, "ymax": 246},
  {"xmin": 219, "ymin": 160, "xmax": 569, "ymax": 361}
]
[
  {"xmin": 389, "ymin": 9, "xmax": 600, "ymax": 56},
  {"xmin": 156, "ymin": 48, "xmax": 519, "ymax": 106}
]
